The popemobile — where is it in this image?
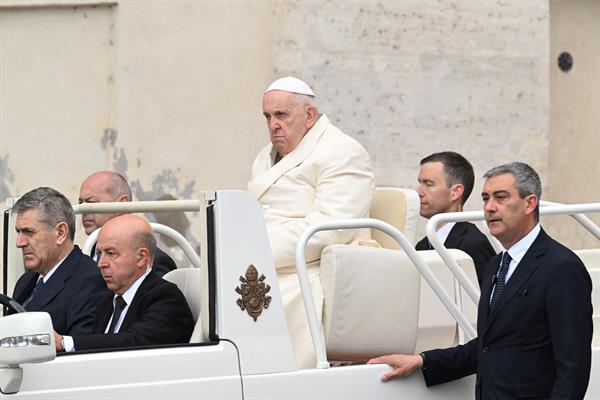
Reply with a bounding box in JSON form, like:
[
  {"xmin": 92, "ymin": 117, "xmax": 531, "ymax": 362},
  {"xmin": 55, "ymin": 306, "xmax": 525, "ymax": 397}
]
[{"xmin": 1, "ymin": 190, "xmax": 598, "ymax": 398}]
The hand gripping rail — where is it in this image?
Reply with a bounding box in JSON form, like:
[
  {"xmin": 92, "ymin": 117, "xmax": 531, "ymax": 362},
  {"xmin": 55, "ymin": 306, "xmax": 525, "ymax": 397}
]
[
  {"xmin": 74, "ymin": 200, "xmax": 202, "ymax": 269},
  {"xmin": 426, "ymin": 202, "xmax": 600, "ymax": 307},
  {"xmin": 295, "ymin": 218, "xmax": 477, "ymax": 369}
]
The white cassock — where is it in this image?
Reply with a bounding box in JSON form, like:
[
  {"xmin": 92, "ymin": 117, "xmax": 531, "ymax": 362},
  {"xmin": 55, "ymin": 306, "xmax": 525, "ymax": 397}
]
[{"xmin": 247, "ymin": 114, "xmax": 375, "ymax": 368}]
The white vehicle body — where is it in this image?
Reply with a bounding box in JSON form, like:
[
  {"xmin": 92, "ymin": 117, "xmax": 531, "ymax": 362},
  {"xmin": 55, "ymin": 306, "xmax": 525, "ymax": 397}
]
[{"xmin": 1, "ymin": 191, "xmax": 598, "ymax": 399}]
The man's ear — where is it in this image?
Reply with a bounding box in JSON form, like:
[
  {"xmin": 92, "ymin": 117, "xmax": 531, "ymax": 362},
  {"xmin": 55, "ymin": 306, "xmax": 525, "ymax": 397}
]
[
  {"xmin": 136, "ymin": 248, "xmax": 151, "ymax": 268},
  {"xmin": 524, "ymin": 194, "xmax": 539, "ymax": 216},
  {"xmin": 450, "ymin": 183, "xmax": 465, "ymax": 204},
  {"xmin": 55, "ymin": 222, "xmax": 69, "ymax": 245},
  {"xmin": 117, "ymin": 194, "xmax": 130, "ymax": 202},
  {"xmin": 305, "ymin": 105, "xmax": 318, "ymax": 129}
]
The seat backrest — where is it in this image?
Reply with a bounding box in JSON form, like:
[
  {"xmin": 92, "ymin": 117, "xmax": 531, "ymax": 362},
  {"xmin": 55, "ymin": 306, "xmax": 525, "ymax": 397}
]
[
  {"xmin": 163, "ymin": 268, "xmax": 204, "ymax": 342},
  {"xmin": 320, "ymin": 244, "xmax": 421, "ymax": 362},
  {"xmin": 369, "ymin": 187, "xmax": 420, "ymax": 249},
  {"xmin": 413, "ymin": 249, "xmax": 478, "ymax": 353}
]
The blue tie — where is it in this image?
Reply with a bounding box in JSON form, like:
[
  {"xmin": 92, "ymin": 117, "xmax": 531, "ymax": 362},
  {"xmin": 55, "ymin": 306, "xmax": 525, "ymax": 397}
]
[
  {"xmin": 489, "ymin": 251, "xmax": 512, "ymax": 313},
  {"xmin": 23, "ymin": 278, "xmax": 45, "ymax": 307}
]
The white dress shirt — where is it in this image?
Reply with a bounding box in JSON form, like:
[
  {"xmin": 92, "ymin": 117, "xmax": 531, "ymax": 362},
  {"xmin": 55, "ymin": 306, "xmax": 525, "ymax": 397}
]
[{"xmin": 63, "ymin": 268, "xmax": 151, "ymax": 352}]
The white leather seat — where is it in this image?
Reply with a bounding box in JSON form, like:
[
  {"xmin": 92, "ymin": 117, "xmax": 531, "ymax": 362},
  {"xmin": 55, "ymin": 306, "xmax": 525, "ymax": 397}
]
[
  {"xmin": 163, "ymin": 268, "xmax": 204, "ymax": 342},
  {"xmin": 320, "ymin": 245, "xmax": 420, "ymax": 362},
  {"xmin": 369, "ymin": 187, "xmax": 420, "ymax": 248}
]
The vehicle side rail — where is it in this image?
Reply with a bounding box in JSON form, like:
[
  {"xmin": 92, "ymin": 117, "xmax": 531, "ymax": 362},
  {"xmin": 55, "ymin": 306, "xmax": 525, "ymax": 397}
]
[
  {"xmin": 427, "ymin": 202, "xmax": 600, "ymax": 307},
  {"xmin": 83, "ymin": 222, "xmax": 201, "ymax": 269},
  {"xmin": 295, "ymin": 218, "xmax": 477, "ymax": 369}
]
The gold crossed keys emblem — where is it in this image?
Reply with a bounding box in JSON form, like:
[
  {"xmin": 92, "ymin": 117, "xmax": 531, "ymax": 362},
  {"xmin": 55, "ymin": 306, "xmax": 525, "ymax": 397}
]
[{"xmin": 235, "ymin": 265, "xmax": 272, "ymax": 321}]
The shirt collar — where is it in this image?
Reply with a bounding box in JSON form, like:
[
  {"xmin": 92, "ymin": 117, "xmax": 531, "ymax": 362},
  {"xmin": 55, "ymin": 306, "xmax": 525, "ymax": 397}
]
[
  {"xmin": 436, "ymin": 222, "xmax": 456, "ymax": 245},
  {"xmin": 116, "ymin": 268, "xmax": 151, "ymax": 306},
  {"xmin": 41, "ymin": 254, "xmax": 69, "ymax": 283},
  {"xmin": 505, "ymin": 224, "xmax": 541, "ymax": 264}
]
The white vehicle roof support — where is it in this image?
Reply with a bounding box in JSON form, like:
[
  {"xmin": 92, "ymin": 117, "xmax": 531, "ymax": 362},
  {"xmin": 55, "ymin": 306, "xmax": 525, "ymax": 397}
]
[
  {"xmin": 82, "ymin": 223, "xmax": 201, "ymax": 269},
  {"xmin": 426, "ymin": 202, "xmax": 600, "ymax": 308},
  {"xmin": 73, "ymin": 199, "xmax": 203, "ymax": 214},
  {"xmin": 296, "ymin": 218, "xmax": 477, "ymax": 370},
  {"xmin": 540, "ymin": 200, "xmax": 600, "ymax": 241},
  {"xmin": 426, "ymin": 211, "xmax": 484, "ymax": 305}
]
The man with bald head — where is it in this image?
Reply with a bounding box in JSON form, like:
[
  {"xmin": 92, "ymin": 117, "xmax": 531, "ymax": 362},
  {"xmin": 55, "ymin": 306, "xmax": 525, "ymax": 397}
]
[
  {"xmin": 79, "ymin": 171, "xmax": 177, "ymax": 276},
  {"xmin": 248, "ymin": 77, "xmax": 374, "ymax": 367},
  {"xmin": 55, "ymin": 214, "xmax": 194, "ymax": 352}
]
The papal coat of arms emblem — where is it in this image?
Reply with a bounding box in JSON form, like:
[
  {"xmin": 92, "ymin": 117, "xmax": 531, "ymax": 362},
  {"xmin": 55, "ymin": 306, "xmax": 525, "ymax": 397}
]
[{"xmin": 235, "ymin": 265, "xmax": 272, "ymax": 321}]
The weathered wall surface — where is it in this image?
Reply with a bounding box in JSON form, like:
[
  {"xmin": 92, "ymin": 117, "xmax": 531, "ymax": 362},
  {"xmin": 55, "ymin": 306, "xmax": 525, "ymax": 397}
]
[
  {"xmin": 547, "ymin": 0, "xmax": 600, "ymax": 249},
  {"xmin": 272, "ymin": 0, "xmax": 550, "ymax": 235},
  {"xmin": 5, "ymin": 1, "xmax": 595, "ymax": 272}
]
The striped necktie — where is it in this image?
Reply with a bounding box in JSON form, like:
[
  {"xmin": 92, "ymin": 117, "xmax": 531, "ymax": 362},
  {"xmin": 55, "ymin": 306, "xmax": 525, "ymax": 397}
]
[
  {"xmin": 23, "ymin": 278, "xmax": 45, "ymax": 307},
  {"xmin": 489, "ymin": 251, "xmax": 512, "ymax": 313}
]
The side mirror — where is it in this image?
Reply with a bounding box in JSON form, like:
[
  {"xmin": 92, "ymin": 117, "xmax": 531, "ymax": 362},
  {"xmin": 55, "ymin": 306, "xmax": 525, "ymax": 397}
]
[{"xmin": 0, "ymin": 312, "xmax": 56, "ymax": 394}]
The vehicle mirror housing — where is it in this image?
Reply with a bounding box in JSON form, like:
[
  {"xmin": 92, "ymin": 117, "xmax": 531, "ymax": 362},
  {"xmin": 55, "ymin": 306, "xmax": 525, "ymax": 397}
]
[{"xmin": 0, "ymin": 312, "xmax": 56, "ymax": 365}]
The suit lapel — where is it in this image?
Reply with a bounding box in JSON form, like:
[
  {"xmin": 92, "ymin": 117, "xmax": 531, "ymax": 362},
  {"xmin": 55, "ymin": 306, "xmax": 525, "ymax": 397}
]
[
  {"xmin": 477, "ymin": 253, "xmax": 501, "ymax": 331},
  {"xmin": 483, "ymin": 230, "xmax": 547, "ymax": 336},
  {"xmin": 119, "ymin": 271, "xmax": 159, "ymax": 330},
  {"xmin": 444, "ymin": 222, "xmax": 468, "ymax": 248},
  {"xmin": 247, "ymin": 114, "xmax": 330, "ymax": 200},
  {"xmin": 25, "ymin": 247, "xmax": 79, "ymax": 310}
]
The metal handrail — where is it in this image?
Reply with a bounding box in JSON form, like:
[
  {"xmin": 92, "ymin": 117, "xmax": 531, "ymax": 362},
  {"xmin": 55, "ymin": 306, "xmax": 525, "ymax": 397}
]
[
  {"xmin": 540, "ymin": 200, "xmax": 600, "ymax": 240},
  {"xmin": 295, "ymin": 218, "xmax": 477, "ymax": 369},
  {"xmin": 73, "ymin": 200, "xmax": 202, "ymax": 214},
  {"xmin": 83, "ymin": 223, "xmax": 201, "ymax": 269},
  {"xmin": 425, "ymin": 202, "xmax": 600, "ymax": 308}
]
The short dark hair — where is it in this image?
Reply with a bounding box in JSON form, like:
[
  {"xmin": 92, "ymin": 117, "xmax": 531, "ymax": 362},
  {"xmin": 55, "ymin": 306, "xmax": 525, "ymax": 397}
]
[
  {"xmin": 420, "ymin": 151, "xmax": 475, "ymax": 205},
  {"xmin": 12, "ymin": 187, "xmax": 76, "ymax": 241},
  {"xmin": 483, "ymin": 162, "xmax": 541, "ymax": 221}
]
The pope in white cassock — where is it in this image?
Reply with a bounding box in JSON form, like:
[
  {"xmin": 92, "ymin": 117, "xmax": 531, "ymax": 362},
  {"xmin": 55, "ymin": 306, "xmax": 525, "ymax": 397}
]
[{"xmin": 248, "ymin": 77, "xmax": 375, "ymax": 368}]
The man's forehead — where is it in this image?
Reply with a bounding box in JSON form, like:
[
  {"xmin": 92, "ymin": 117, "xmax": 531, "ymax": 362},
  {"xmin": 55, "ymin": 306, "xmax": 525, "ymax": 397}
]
[
  {"xmin": 483, "ymin": 174, "xmax": 516, "ymax": 192},
  {"xmin": 16, "ymin": 208, "xmax": 42, "ymax": 225}
]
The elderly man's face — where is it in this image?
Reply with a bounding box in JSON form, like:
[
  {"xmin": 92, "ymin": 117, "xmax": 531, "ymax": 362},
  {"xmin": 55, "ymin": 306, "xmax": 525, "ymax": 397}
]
[
  {"xmin": 96, "ymin": 220, "xmax": 146, "ymax": 295},
  {"xmin": 262, "ymin": 90, "xmax": 313, "ymax": 156},
  {"xmin": 15, "ymin": 209, "xmax": 64, "ymax": 275},
  {"xmin": 79, "ymin": 174, "xmax": 122, "ymax": 235}
]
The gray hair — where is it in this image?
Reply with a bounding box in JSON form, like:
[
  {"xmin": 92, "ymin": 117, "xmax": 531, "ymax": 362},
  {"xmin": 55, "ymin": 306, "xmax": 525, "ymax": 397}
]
[
  {"xmin": 293, "ymin": 93, "xmax": 317, "ymax": 110},
  {"xmin": 133, "ymin": 230, "xmax": 157, "ymax": 267},
  {"xmin": 483, "ymin": 162, "xmax": 541, "ymax": 220},
  {"xmin": 12, "ymin": 187, "xmax": 76, "ymax": 241}
]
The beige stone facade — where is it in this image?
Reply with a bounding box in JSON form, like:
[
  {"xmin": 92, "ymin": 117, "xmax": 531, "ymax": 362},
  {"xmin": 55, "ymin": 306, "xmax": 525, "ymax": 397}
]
[{"xmin": 0, "ymin": 1, "xmax": 598, "ymax": 274}]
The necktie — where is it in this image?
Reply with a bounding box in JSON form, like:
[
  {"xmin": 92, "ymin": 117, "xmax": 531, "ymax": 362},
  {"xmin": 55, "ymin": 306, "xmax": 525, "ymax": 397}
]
[
  {"xmin": 107, "ymin": 296, "xmax": 127, "ymax": 333},
  {"xmin": 23, "ymin": 278, "xmax": 45, "ymax": 307},
  {"xmin": 489, "ymin": 251, "xmax": 512, "ymax": 313}
]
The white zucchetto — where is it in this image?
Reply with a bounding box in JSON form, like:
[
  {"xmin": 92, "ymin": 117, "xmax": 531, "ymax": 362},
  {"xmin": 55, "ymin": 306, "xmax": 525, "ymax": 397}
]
[{"xmin": 264, "ymin": 76, "xmax": 316, "ymax": 97}]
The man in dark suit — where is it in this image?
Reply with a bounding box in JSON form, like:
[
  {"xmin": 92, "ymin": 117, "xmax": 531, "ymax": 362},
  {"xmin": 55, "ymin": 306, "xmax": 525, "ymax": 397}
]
[
  {"xmin": 54, "ymin": 214, "xmax": 194, "ymax": 352},
  {"xmin": 79, "ymin": 171, "xmax": 177, "ymax": 276},
  {"xmin": 12, "ymin": 187, "xmax": 108, "ymax": 335},
  {"xmin": 415, "ymin": 151, "xmax": 496, "ymax": 286},
  {"xmin": 369, "ymin": 162, "xmax": 593, "ymax": 399}
]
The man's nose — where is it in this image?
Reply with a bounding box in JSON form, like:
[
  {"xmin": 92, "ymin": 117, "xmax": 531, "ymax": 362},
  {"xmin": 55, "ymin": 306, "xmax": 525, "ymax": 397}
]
[
  {"xmin": 15, "ymin": 232, "xmax": 27, "ymax": 248},
  {"xmin": 268, "ymin": 118, "xmax": 280, "ymax": 131},
  {"xmin": 416, "ymin": 185, "xmax": 425, "ymax": 197}
]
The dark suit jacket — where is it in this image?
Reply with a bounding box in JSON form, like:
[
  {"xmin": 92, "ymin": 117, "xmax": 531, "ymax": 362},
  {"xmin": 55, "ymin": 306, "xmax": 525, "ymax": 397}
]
[
  {"xmin": 12, "ymin": 246, "xmax": 108, "ymax": 335},
  {"xmin": 91, "ymin": 243, "xmax": 177, "ymax": 277},
  {"xmin": 72, "ymin": 270, "xmax": 194, "ymax": 350},
  {"xmin": 416, "ymin": 222, "xmax": 496, "ymax": 287},
  {"xmin": 422, "ymin": 228, "xmax": 593, "ymax": 400}
]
